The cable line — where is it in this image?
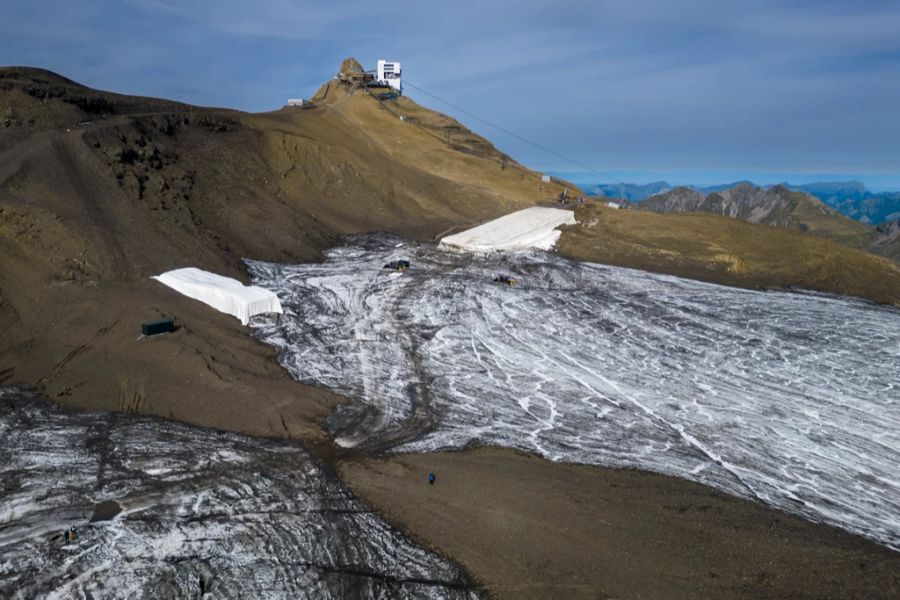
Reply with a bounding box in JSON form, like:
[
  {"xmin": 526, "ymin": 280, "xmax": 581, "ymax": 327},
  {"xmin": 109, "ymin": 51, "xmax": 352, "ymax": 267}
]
[{"xmin": 403, "ymin": 80, "xmax": 598, "ymax": 173}]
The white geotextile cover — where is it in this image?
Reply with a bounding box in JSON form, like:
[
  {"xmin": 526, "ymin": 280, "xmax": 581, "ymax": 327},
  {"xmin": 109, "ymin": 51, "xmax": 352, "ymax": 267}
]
[
  {"xmin": 152, "ymin": 267, "xmax": 283, "ymax": 325},
  {"xmin": 439, "ymin": 207, "xmax": 576, "ymax": 252}
]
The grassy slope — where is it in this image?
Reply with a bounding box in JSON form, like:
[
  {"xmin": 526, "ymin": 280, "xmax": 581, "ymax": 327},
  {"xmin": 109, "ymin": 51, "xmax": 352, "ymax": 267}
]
[
  {"xmin": 784, "ymin": 189, "xmax": 877, "ymax": 247},
  {"xmin": 559, "ymin": 204, "xmax": 900, "ymax": 306},
  {"xmin": 645, "ymin": 184, "xmax": 894, "ymax": 259}
]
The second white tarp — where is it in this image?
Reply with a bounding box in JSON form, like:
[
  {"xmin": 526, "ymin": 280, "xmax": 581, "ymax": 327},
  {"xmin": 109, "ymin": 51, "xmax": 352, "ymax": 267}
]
[
  {"xmin": 439, "ymin": 207, "xmax": 576, "ymax": 252},
  {"xmin": 153, "ymin": 267, "xmax": 283, "ymax": 325}
]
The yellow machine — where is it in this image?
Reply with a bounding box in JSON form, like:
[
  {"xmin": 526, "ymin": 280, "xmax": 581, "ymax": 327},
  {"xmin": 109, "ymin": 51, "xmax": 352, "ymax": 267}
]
[{"xmin": 384, "ymin": 259, "xmax": 411, "ymax": 272}]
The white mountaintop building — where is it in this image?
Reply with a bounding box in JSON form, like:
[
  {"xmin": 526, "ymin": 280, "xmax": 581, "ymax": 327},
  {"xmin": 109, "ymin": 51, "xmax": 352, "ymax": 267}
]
[{"xmin": 376, "ymin": 60, "xmax": 402, "ymax": 93}]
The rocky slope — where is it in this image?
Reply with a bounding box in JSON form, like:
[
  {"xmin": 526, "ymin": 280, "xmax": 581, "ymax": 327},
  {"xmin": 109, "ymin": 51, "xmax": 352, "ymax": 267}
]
[
  {"xmin": 872, "ymin": 219, "xmax": 900, "ymax": 258},
  {"xmin": 791, "ymin": 181, "xmax": 900, "ymax": 224},
  {"xmin": 636, "ymin": 182, "xmax": 897, "ymax": 259},
  {"xmin": 588, "ymin": 179, "xmax": 900, "ymax": 225}
]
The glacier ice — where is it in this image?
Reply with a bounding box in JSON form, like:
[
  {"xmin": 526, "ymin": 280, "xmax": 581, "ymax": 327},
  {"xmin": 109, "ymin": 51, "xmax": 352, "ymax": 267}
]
[
  {"xmin": 0, "ymin": 387, "xmax": 480, "ymax": 599},
  {"xmin": 249, "ymin": 234, "xmax": 900, "ymax": 550}
]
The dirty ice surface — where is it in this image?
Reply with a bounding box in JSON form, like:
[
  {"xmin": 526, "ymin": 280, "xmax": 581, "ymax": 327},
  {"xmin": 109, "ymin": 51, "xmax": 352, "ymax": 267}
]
[
  {"xmin": 439, "ymin": 207, "xmax": 576, "ymax": 252},
  {"xmin": 0, "ymin": 387, "xmax": 479, "ymax": 599},
  {"xmin": 249, "ymin": 234, "xmax": 900, "ymax": 550}
]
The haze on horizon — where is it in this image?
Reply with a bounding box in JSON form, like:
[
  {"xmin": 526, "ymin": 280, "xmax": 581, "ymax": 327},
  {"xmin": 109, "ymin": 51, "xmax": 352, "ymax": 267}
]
[{"xmin": 3, "ymin": 0, "xmax": 899, "ymax": 188}]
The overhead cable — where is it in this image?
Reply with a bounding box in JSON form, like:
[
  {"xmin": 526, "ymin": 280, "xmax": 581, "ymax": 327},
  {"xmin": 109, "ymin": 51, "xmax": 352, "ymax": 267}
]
[{"xmin": 403, "ymin": 79, "xmax": 598, "ymax": 173}]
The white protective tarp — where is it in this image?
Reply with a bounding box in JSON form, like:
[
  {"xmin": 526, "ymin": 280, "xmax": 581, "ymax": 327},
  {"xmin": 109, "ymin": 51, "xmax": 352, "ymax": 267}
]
[
  {"xmin": 439, "ymin": 207, "xmax": 576, "ymax": 252},
  {"xmin": 152, "ymin": 267, "xmax": 283, "ymax": 325}
]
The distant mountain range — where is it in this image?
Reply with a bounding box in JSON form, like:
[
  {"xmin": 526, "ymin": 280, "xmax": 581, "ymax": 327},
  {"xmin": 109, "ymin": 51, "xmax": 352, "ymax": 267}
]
[
  {"xmin": 588, "ymin": 180, "xmax": 900, "ymax": 225},
  {"xmin": 626, "ymin": 182, "xmax": 900, "ymax": 261},
  {"xmin": 586, "ymin": 181, "xmax": 672, "ymax": 202}
]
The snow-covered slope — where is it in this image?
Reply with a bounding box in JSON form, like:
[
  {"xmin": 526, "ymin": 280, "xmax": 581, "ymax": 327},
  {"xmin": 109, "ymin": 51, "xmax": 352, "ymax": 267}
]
[
  {"xmin": 439, "ymin": 207, "xmax": 576, "ymax": 252},
  {"xmin": 249, "ymin": 235, "xmax": 900, "ymax": 550}
]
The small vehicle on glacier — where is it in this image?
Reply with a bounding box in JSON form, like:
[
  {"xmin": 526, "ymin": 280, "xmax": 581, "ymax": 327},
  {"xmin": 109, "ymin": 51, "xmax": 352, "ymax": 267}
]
[
  {"xmin": 493, "ymin": 274, "xmax": 518, "ymax": 286},
  {"xmin": 383, "ymin": 259, "xmax": 411, "ymax": 271}
]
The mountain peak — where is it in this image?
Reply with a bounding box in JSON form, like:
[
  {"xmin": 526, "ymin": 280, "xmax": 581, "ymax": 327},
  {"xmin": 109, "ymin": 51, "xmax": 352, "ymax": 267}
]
[
  {"xmin": 339, "ymin": 57, "xmax": 364, "ymax": 75},
  {"xmin": 0, "ymin": 66, "xmax": 84, "ymax": 87},
  {"xmin": 798, "ymin": 180, "xmax": 870, "ymax": 195}
]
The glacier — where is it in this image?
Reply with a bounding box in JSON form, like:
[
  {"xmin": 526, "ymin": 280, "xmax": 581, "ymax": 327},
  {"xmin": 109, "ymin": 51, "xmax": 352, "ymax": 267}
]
[
  {"xmin": 0, "ymin": 387, "xmax": 480, "ymax": 599},
  {"xmin": 248, "ymin": 233, "xmax": 900, "ymax": 550}
]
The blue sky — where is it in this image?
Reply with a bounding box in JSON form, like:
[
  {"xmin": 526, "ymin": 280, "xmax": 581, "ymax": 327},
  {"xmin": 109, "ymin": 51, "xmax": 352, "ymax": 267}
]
[{"xmin": 3, "ymin": 1, "xmax": 899, "ymax": 189}]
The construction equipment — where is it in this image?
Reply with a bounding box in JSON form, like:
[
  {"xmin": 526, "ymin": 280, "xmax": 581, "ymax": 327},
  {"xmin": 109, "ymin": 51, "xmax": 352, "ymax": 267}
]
[{"xmin": 383, "ymin": 259, "xmax": 411, "ymax": 272}]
